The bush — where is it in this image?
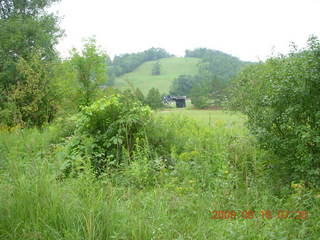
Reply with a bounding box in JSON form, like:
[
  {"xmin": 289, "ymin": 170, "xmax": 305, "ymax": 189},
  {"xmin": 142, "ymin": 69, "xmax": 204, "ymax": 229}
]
[
  {"xmin": 229, "ymin": 36, "xmax": 320, "ymax": 186},
  {"xmin": 62, "ymin": 94, "xmax": 151, "ymax": 176}
]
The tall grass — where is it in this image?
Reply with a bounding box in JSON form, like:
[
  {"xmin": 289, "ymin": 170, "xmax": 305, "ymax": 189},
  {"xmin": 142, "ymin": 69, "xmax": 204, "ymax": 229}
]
[{"xmin": 0, "ymin": 112, "xmax": 319, "ymax": 239}]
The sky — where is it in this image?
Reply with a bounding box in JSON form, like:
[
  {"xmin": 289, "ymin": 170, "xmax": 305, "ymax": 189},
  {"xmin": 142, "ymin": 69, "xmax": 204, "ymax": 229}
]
[{"xmin": 50, "ymin": 0, "xmax": 320, "ymax": 62}]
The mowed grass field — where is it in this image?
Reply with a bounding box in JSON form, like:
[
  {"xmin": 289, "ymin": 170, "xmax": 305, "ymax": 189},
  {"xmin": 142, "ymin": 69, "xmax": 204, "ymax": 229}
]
[{"xmin": 115, "ymin": 57, "xmax": 201, "ymax": 94}]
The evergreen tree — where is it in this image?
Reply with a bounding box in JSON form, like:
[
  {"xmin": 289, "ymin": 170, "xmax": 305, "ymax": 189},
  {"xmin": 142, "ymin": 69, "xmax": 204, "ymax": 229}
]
[
  {"xmin": 151, "ymin": 61, "xmax": 161, "ymax": 75},
  {"xmin": 145, "ymin": 88, "xmax": 163, "ymax": 109}
]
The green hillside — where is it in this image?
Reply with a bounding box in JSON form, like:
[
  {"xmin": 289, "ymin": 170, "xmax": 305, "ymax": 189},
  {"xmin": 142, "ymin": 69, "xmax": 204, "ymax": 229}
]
[{"xmin": 114, "ymin": 57, "xmax": 201, "ymax": 94}]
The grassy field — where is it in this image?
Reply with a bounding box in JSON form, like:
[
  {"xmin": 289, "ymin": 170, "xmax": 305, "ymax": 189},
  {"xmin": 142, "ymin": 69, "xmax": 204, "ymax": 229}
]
[
  {"xmin": 0, "ymin": 108, "xmax": 319, "ymax": 239},
  {"xmin": 160, "ymin": 108, "xmax": 246, "ymax": 128},
  {"xmin": 114, "ymin": 57, "xmax": 201, "ymax": 94}
]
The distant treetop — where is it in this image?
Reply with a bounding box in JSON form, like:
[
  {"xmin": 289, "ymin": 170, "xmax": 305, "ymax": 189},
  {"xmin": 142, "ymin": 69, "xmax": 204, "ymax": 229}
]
[
  {"xmin": 0, "ymin": 0, "xmax": 60, "ymax": 19},
  {"xmin": 185, "ymin": 47, "xmax": 253, "ymax": 81}
]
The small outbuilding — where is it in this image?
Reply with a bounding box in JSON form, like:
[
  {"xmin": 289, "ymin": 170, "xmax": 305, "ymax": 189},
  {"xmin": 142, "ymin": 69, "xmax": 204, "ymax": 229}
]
[{"xmin": 172, "ymin": 96, "xmax": 186, "ymax": 108}]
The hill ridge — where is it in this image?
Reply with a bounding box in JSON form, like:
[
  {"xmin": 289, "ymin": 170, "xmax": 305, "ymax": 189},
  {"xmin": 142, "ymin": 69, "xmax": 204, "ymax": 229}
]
[{"xmin": 114, "ymin": 57, "xmax": 201, "ymax": 94}]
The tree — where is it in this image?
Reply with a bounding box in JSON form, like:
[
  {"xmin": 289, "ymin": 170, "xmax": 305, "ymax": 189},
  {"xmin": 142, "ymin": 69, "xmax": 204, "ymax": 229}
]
[
  {"xmin": 145, "ymin": 88, "xmax": 163, "ymax": 109},
  {"xmin": 134, "ymin": 88, "xmax": 145, "ymax": 104},
  {"xmin": 170, "ymin": 75, "xmax": 194, "ymax": 96},
  {"xmin": 50, "ymin": 59, "xmax": 80, "ymax": 116},
  {"xmin": 0, "ymin": 0, "xmax": 60, "ymax": 19},
  {"xmin": 183, "ymin": 48, "xmax": 250, "ymax": 109},
  {"xmin": 151, "ymin": 61, "xmax": 161, "ymax": 75},
  {"xmin": 0, "ymin": 0, "xmax": 63, "ymax": 89},
  {"xmin": 189, "ymin": 78, "xmax": 210, "ymax": 109},
  {"xmin": 70, "ymin": 38, "xmax": 109, "ymax": 106},
  {"xmin": 185, "ymin": 48, "xmax": 251, "ymax": 82},
  {"xmin": 0, "ymin": 0, "xmax": 63, "ymax": 126},
  {"xmin": 1, "ymin": 51, "xmax": 58, "ymax": 127},
  {"xmin": 229, "ymin": 36, "xmax": 320, "ymax": 186},
  {"xmin": 188, "ymin": 75, "xmax": 225, "ymax": 109}
]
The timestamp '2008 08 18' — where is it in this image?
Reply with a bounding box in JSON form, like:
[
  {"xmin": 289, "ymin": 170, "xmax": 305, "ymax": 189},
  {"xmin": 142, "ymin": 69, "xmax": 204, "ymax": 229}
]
[{"xmin": 210, "ymin": 210, "xmax": 308, "ymax": 220}]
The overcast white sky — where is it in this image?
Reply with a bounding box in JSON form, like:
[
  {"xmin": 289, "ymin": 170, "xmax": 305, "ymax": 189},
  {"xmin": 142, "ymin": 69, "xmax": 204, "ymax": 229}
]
[{"xmin": 50, "ymin": 0, "xmax": 320, "ymax": 62}]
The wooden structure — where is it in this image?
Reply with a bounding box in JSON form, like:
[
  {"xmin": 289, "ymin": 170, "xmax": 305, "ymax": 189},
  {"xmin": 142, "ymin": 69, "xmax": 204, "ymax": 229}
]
[{"xmin": 171, "ymin": 96, "xmax": 186, "ymax": 108}]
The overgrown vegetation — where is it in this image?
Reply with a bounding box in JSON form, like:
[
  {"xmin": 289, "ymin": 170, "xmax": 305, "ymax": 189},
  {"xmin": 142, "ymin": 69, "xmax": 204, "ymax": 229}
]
[
  {"xmin": 0, "ymin": 1, "xmax": 319, "ymax": 238},
  {"xmin": 229, "ymin": 36, "xmax": 320, "ymax": 187},
  {"xmin": 0, "ymin": 0, "xmax": 63, "ymax": 127},
  {"xmin": 1, "ymin": 51, "xmax": 59, "ymax": 127},
  {"xmin": 1, "ymin": 106, "xmax": 319, "ymax": 239},
  {"xmin": 60, "ymin": 94, "xmax": 151, "ymax": 177}
]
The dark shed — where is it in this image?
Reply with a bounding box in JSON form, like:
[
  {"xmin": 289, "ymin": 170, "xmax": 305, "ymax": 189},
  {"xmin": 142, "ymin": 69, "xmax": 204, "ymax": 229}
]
[{"xmin": 172, "ymin": 96, "xmax": 186, "ymax": 108}]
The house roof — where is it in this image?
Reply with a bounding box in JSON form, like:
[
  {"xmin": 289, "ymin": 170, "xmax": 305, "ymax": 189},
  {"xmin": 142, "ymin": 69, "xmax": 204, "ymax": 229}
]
[{"xmin": 171, "ymin": 96, "xmax": 186, "ymax": 100}]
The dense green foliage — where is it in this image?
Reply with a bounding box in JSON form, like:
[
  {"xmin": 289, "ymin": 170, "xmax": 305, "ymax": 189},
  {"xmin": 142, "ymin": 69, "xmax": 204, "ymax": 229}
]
[
  {"xmin": 1, "ymin": 52, "xmax": 59, "ymax": 127},
  {"xmin": 110, "ymin": 47, "xmax": 172, "ymax": 78},
  {"xmin": 61, "ymin": 94, "xmax": 151, "ymax": 177},
  {"xmin": 70, "ymin": 38, "xmax": 109, "ymax": 107},
  {"xmin": 0, "ymin": 0, "xmax": 62, "ymax": 89},
  {"xmin": 145, "ymin": 87, "xmax": 163, "ymax": 109},
  {"xmin": 190, "ymin": 75, "xmax": 226, "ymax": 108},
  {"xmin": 134, "ymin": 87, "xmax": 145, "ymax": 103},
  {"xmin": 1, "ymin": 109, "xmax": 319, "ymax": 239},
  {"xmin": 169, "ymin": 75, "xmax": 194, "ymax": 96},
  {"xmin": 189, "ymin": 78, "xmax": 212, "ymax": 109},
  {"xmin": 0, "ymin": 0, "xmax": 62, "ymax": 126},
  {"xmin": 0, "ymin": 0, "xmax": 59, "ymax": 18},
  {"xmin": 1, "ymin": 3, "xmax": 319, "ymax": 237},
  {"xmin": 229, "ymin": 36, "xmax": 320, "ymax": 186},
  {"xmin": 170, "ymin": 74, "xmax": 226, "ymax": 108},
  {"xmin": 185, "ymin": 48, "xmax": 251, "ymax": 81}
]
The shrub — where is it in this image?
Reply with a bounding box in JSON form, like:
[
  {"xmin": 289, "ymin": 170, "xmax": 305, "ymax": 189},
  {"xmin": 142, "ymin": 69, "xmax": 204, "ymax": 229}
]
[
  {"xmin": 229, "ymin": 36, "xmax": 320, "ymax": 186},
  {"xmin": 62, "ymin": 94, "xmax": 152, "ymax": 176}
]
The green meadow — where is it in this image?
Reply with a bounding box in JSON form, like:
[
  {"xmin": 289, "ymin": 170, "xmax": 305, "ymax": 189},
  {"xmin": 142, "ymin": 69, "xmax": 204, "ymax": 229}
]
[
  {"xmin": 1, "ymin": 108, "xmax": 319, "ymax": 240},
  {"xmin": 159, "ymin": 108, "xmax": 246, "ymax": 127},
  {"xmin": 114, "ymin": 57, "xmax": 201, "ymax": 94}
]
